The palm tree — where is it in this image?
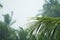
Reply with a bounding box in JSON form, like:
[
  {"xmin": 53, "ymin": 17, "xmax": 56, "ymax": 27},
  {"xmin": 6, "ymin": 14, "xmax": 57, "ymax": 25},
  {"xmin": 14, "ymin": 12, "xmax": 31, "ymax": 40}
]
[
  {"xmin": 27, "ymin": 0, "xmax": 60, "ymax": 40},
  {"xmin": 3, "ymin": 13, "xmax": 16, "ymax": 25},
  {"xmin": 0, "ymin": 13, "xmax": 18, "ymax": 40},
  {"xmin": 27, "ymin": 17, "xmax": 60, "ymax": 40},
  {"xmin": 0, "ymin": 21, "xmax": 17, "ymax": 40}
]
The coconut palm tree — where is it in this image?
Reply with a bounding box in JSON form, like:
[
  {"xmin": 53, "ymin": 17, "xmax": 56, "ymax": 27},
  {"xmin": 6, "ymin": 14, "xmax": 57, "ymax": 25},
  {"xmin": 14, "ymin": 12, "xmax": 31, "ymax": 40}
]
[
  {"xmin": 0, "ymin": 21, "xmax": 18, "ymax": 40},
  {"xmin": 27, "ymin": 17, "xmax": 60, "ymax": 40},
  {"xmin": 27, "ymin": 0, "xmax": 60, "ymax": 40},
  {"xmin": 0, "ymin": 12, "xmax": 18, "ymax": 40}
]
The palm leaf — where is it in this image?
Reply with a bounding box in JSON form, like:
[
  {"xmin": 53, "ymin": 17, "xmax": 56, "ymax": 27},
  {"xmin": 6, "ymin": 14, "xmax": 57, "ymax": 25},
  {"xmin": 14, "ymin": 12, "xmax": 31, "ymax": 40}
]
[{"xmin": 27, "ymin": 17, "xmax": 60, "ymax": 40}]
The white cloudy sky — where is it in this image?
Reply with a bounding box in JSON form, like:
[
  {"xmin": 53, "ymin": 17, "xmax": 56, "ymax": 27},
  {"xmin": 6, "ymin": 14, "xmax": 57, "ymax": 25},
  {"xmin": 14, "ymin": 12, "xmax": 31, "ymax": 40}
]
[{"xmin": 0, "ymin": 0, "xmax": 45, "ymax": 29}]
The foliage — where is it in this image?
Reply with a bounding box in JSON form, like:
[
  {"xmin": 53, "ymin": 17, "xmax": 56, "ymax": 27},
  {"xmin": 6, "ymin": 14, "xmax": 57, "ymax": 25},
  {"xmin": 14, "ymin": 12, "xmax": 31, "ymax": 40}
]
[
  {"xmin": 0, "ymin": 21, "xmax": 17, "ymax": 40},
  {"xmin": 0, "ymin": 14, "xmax": 28, "ymax": 40},
  {"xmin": 0, "ymin": 0, "xmax": 60, "ymax": 40},
  {"xmin": 27, "ymin": 17, "xmax": 60, "ymax": 40},
  {"xmin": 3, "ymin": 13, "xmax": 16, "ymax": 25},
  {"xmin": 0, "ymin": 4, "xmax": 3, "ymax": 8},
  {"xmin": 17, "ymin": 27, "xmax": 28, "ymax": 40},
  {"xmin": 42, "ymin": 0, "xmax": 60, "ymax": 17},
  {"xmin": 27, "ymin": 0, "xmax": 60, "ymax": 40}
]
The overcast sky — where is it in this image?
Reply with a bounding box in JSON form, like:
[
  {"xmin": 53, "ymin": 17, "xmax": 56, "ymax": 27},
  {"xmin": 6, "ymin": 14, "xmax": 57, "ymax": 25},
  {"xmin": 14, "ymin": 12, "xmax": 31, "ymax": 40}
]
[{"xmin": 0, "ymin": 0, "xmax": 45, "ymax": 29}]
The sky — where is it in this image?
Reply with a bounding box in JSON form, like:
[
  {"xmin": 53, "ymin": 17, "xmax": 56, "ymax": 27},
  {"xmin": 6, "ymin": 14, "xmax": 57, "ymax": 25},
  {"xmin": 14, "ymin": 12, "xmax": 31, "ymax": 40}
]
[{"xmin": 0, "ymin": 0, "xmax": 45, "ymax": 29}]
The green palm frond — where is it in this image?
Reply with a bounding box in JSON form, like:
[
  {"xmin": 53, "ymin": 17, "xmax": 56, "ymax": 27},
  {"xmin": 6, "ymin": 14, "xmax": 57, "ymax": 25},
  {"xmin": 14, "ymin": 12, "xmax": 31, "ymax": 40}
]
[{"xmin": 27, "ymin": 17, "xmax": 60, "ymax": 40}]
